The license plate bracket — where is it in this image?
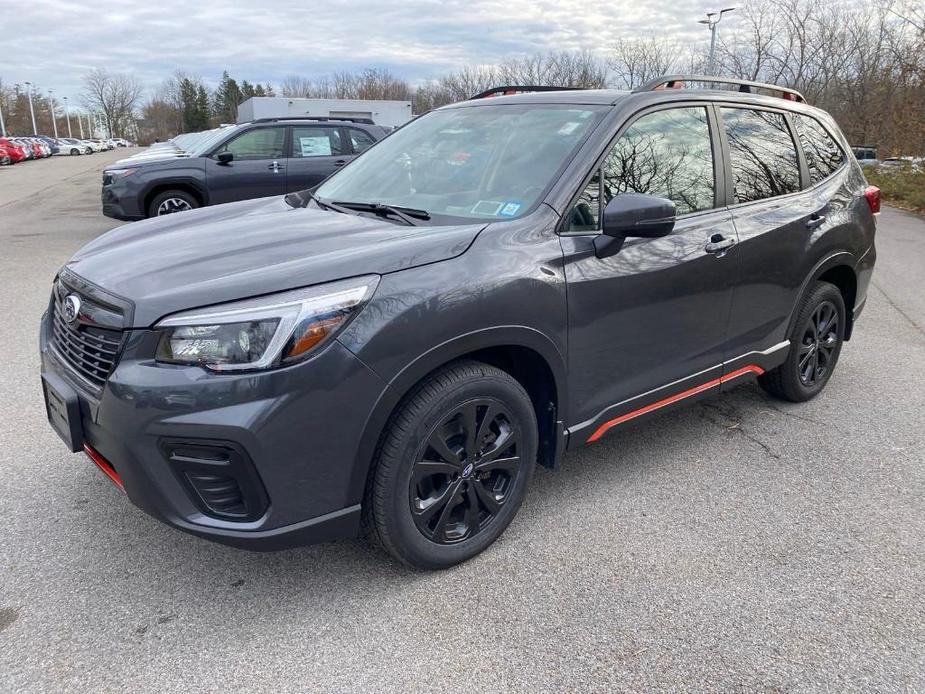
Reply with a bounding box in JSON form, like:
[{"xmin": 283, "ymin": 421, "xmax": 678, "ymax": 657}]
[{"xmin": 42, "ymin": 372, "xmax": 84, "ymax": 453}]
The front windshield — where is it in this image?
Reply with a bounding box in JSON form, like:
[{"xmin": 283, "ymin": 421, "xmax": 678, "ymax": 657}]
[{"xmin": 316, "ymin": 103, "xmax": 605, "ymax": 223}]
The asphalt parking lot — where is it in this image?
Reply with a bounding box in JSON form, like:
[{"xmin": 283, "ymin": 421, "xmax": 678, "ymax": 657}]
[{"xmin": 1, "ymin": 152, "xmax": 923, "ymax": 692}]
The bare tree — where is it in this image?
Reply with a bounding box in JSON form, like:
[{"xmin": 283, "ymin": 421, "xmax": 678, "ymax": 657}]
[
  {"xmin": 610, "ymin": 37, "xmax": 686, "ymax": 88},
  {"xmin": 81, "ymin": 68, "xmax": 143, "ymax": 138}
]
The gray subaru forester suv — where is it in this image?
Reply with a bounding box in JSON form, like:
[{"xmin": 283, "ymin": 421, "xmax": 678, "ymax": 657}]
[{"xmin": 42, "ymin": 77, "xmax": 878, "ymax": 569}]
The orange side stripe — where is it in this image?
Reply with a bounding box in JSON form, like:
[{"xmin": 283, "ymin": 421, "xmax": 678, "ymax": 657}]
[{"xmin": 587, "ymin": 365, "xmax": 765, "ymax": 442}]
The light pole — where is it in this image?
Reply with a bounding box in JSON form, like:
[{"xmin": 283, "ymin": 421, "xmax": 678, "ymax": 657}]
[
  {"xmin": 63, "ymin": 96, "xmax": 72, "ymax": 137},
  {"xmin": 78, "ymin": 110, "xmax": 85, "ymax": 139},
  {"xmin": 699, "ymin": 7, "xmax": 736, "ymax": 75},
  {"xmin": 48, "ymin": 89, "xmax": 59, "ymax": 138},
  {"xmin": 24, "ymin": 81, "xmax": 38, "ymax": 134},
  {"xmin": 0, "ymin": 93, "xmax": 5, "ymax": 136}
]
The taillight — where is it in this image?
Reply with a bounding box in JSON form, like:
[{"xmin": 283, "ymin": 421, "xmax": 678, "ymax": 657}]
[{"xmin": 864, "ymin": 185, "xmax": 881, "ymax": 214}]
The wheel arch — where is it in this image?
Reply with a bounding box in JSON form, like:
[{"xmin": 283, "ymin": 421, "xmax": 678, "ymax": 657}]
[
  {"xmin": 348, "ymin": 327, "xmax": 568, "ymax": 506},
  {"xmin": 787, "ymin": 252, "xmax": 859, "ymax": 341},
  {"xmin": 142, "ymin": 179, "xmax": 207, "ymax": 217}
]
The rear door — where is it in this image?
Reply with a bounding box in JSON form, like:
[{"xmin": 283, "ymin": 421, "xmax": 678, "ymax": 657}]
[
  {"xmin": 285, "ymin": 125, "xmax": 350, "ymax": 192},
  {"xmin": 560, "ymin": 104, "xmax": 739, "ymax": 439},
  {"xmin": 718, "ymin": 106, "xmax": 837, "ymax": 366},
  {"xmin": 205, "ymin": 126, "xmax": 288, "ymax": 204}
]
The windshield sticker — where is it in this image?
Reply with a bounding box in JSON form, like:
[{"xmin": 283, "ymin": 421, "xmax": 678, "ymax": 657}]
[
  {"xmin": 471, "ymin": 200, "xmax": 505, "ymax": 216},
  {"xmin": 499, "ymin": 201, "xmax": 522, "ymax": 217},
  {"xmin": 299, "ymin": 136, "xmax": 331, "ymax": 157},
  {"xmin": 558, "ymin": 122, "xmax": 581, "ymax": 135}
]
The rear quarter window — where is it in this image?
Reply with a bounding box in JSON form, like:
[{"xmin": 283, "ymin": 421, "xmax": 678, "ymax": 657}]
[{"xmin": 794, "ymin": 114, "xmax": 846, "ymax": 185}]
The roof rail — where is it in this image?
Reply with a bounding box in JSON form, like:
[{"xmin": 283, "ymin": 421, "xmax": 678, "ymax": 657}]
[
  {"xmin": 469, "ymin": 85, "xmax": 582, "ymax": 100},
  {"xmin": 634, "ymin": 75, "xmax": 806, "ymax": 103},
  {"xmin": 251, "ymin": 116, "xmax": 376, "ymax": 125}
]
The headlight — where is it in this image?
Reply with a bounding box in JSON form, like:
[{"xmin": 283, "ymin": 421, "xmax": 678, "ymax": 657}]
[
  {"xmin": 154, "ymin": 275, "xmax": 379, "ymax": 372},
  {"xmin": 104, "ymin": 168, "xmax": 136, "ymax": 178}
]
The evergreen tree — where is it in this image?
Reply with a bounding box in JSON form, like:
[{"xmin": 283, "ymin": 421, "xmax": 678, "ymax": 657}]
[
  {"xmin": 212, "ymin": 70, "xmax": 241, "ymax": 123},
  {"xmin": 179, "ymin": 78, "xmax": 198, "ymax": 132},
  {"xmin": 195, "ymin": 84, "xmax": 210, "ymax": 129},
  {"xmin": 240, "ymin": 80, "xmax": 256, "ymax": 100}
]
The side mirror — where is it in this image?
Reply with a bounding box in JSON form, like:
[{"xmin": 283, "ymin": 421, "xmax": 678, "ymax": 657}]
[
  {"xmin": 595, "ymin": 193, "xmax": 676, "ymax": 258},
  {"xmin": 216, "ymin": 151, "xmax": 234, "ymax": 164}
]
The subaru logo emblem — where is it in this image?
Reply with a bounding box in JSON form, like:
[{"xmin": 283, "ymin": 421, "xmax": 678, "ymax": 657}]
[
  {"xmin": 462, "ymin": 463, "xmax": 474, "ymax": 478},
  {"xmin": 63, "ymin": 294, "xmax": 81, "ymax": 324}
]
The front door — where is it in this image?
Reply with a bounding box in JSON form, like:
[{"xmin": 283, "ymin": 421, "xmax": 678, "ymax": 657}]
[
  {"xmin": 560, "ymin": 105, "xmax": 739, "ymax": 441},
  {"xmin": 205, "ymin": 126, "xmax": 288, "ymax": 204},
  {"xmin": 286, "ymin": 125, "xmax": 352, "ymax": 192}
]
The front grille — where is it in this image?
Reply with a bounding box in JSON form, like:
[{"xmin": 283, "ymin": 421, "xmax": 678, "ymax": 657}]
[{"xmin": 51, "ymin": 289, "xmax": 123, "ymax": 388}]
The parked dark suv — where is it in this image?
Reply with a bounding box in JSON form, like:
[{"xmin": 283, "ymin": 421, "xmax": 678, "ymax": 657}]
[
  {"xmin": 43, "ymin": 76, "xmax": 878, "ymax": 569},
  {"xmin": 101, "ymin": 117, "xmax": 388, "ymax": 220}
]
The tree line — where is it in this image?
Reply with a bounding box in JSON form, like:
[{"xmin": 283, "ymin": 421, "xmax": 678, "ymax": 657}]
[{"xmin": 2, "ymin": 0, "xmax": 921, "ymax": 155}]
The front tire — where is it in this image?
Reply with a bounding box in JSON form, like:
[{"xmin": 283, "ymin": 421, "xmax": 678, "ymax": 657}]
[
  {"xmin": 367, "ymin": 360, "xmax": 537, "ymax": 569},
  {"xmin": 759, "ymin": 281, "xmax": 846, "ymax": 402},
  {"xmin": 70, "ymin": 148, "xmax": 80, "ymax": 156},
  {"xmin": 148, "ymin": 190, "xmax": 199, "ymax": 217}
]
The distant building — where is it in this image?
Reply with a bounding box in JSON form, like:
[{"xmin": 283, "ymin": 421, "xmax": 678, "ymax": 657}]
[{"xmin": 236, "ymin": 97, "xmax": 413, "ymax": 128}]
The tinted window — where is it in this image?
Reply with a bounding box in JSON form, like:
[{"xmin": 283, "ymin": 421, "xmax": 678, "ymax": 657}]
[
  {"xmin": 794, "ymin": 114, "xmax": 845, "ymax": 185},
  {"xmin": 217, "ymin": 127, "xmax": 285, "ymax": 160},
  {"xmin": 349, "ymin": 128, "xmax": 376, "ymax": 153},
  {"xmin": 567, "ymin": 170, "xmax": 602, "ymax": 232},
  {"xmin": 567, "ymin": 107, "xmax": 715, "ymax": 230},
  {"xmin": 722, "ymin": 108, "xmax": 800, "ymax": 203},
  {"xmin": 291, "ymin": 126, "xmax": 345, "ymax": 158}
]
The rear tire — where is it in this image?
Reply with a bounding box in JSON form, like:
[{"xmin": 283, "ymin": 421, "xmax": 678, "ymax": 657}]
[
  {"xmin": 759, "ymin": 281, "xmax": 846, "ymax": 402},
  {"xmin": 148, "ymin": 190, "xmax": 199, "ymax": 218},
  {"xmin": 70, "ymin": 148, "xmax": 79, "ymax": 156},
  {"xmin": 367, "ymin": 360, "xmax": 537, "ymax": 569}
]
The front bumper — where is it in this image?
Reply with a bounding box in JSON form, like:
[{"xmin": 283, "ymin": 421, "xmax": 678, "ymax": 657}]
[
  {"xmin": 101, "ymin": 183, "xmax": 145, "ymax": 221},
  {"xmin": 40, "ymin": 317, "xmax": 386, "ymax": 550},
  {"xmin": 100, "ymin": 179, "xmax": 145, "ymax": 222}
]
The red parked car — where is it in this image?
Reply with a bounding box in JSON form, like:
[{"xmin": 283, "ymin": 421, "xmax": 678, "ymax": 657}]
[{"xmin": 0, "ymin": 137, "xmax": 27, "ymax": 163}]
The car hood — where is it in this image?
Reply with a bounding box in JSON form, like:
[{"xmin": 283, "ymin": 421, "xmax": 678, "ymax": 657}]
[
  {"xmin": 113, "ymin": 151, "xmax": 190, "ymax": 167},
  {"xmin": 66, "ymin": 196, "xmax": 485, "ymax": 327}
]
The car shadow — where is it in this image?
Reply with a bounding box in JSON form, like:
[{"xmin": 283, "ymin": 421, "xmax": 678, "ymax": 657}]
[{"xmin": 70, "ymin": 381, "xmax": 790, "ymax": 600}]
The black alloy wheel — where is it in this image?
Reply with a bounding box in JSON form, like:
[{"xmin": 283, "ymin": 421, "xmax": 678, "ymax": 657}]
[
  {"xmin": 409, "ymin": 398, "xmax": 522, "ymax": 544},
  {"xmin": 797, "ymin": 300, "xmax": 839, "ymax": 386},
  {"xmin": 367, "ymin": 360, "xmax": 537, "ymax": 569},
  {"xmin": 759, "ymin": 281, "xmax": 846, "ymax": 402}
]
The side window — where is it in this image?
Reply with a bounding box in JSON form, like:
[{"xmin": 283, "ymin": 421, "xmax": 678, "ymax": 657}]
[
  {"xmin": 291, "ymin": 126, "xmax": 344, "ymax": 158},
  {"xmin": 349, "ymin": 128, "xmax": 376, "ymax": 154},
  {"xmin": 216, "ymin": 127, "xmax": 285, "ymax": 160},
  {"xmin": 721, "ymin": 108, "xmax": 800, "ymax": 203},
  {"xmin": 794, "ymin": 114, "xmax": 845, "ymax": 185},
  {"xmin": 566, "ymin": 107, "xmax": 715, "ymax": 231}
]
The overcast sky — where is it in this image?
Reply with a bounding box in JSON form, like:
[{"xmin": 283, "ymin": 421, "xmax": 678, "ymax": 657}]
[{"xmin": 4, "ymin": 0, "xmax": 724, "ymax": 102}]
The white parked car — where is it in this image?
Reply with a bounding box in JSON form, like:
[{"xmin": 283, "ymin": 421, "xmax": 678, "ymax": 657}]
[{"xmin": 55, "ymin": 138, "xmax": 85, "ymax": 156}]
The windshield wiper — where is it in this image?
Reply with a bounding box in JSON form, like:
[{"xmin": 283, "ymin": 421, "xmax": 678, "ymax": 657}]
[
  {"xmin": 333, "ymin": 201, "xmax": 430, "ymax": 226},
  {"xmin": 285, "ymin": 190, "xmax": 354, "ymax": 215}
]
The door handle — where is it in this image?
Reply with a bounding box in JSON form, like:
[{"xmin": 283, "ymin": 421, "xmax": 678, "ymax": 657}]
[
  {"xmin": 805, "ymin": 214, "xmax": 827, "ymax": 229},
  {"xmin": 705, "ymin": 234, "xmax": 736, "ymax": 255},
  {"xmin": 268, "ymin": 161, "xmax": 285, "ymax": 172},
  {"xmin": 333, "ymin": 159, "xmax": 347, "ymax": 167}
]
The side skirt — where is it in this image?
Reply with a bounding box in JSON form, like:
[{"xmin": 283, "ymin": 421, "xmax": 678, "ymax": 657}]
[{"xmin": 567, "ymin": 341, "xmax": 790, "ymax": 447}]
